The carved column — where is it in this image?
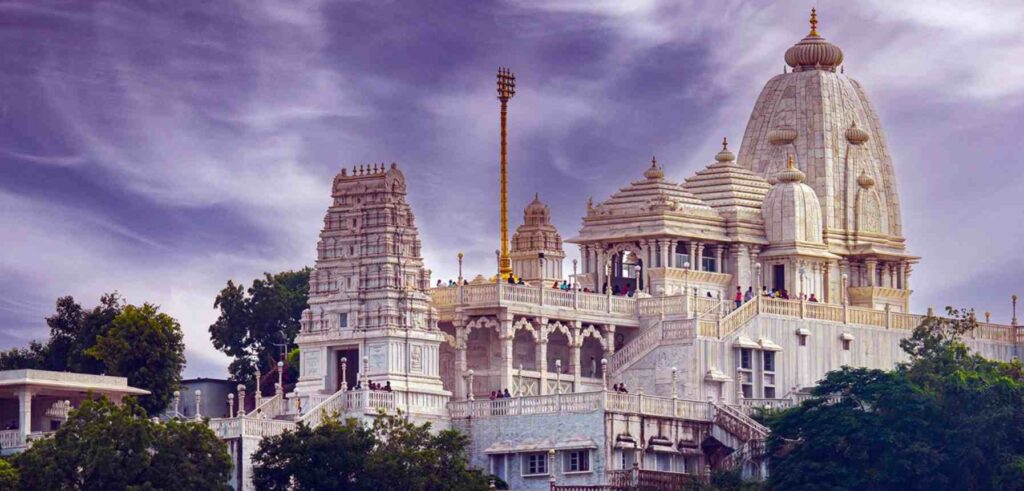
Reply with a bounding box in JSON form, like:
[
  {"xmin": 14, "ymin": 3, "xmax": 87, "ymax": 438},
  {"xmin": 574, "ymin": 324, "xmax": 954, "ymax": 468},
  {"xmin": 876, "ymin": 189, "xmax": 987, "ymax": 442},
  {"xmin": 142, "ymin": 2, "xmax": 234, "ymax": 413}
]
[
  {"xmin": 603, "ymin": 324, "xmax": 616, "ymax": 359},
  {"xmin": 17, "ymin": 389, "xmax": 31, "ymax": 443},
  {"xmin": 499, "ymin": 314, "xmax": 515, "ymax": 393},
  {"xmin": 688, "ymin": 242, "xmax": 697, "ymax": 269},
  {"xmin": 454, "ymin": 322, "xmax": 468, "ymax": 400},
  {"xmin": 570, "ymin": 321, "xmax": 583, "ymax": 391},
  {"xmin": 659, "ymin": 239, "xmax": 669, "ymax": 269},
  {"xmin": 865, "ymin": 258, "xmax": 878, "ymax": 287},
  {"xmin": 536, "ymin": 318, "xmax": 549, "ymax": 395},
  {"xmin": 749, "ymin": 246, "xmax": 761, "ymax": 290},
  {"xmin": 715, "ymin": 245, "xmax": 724, "ymax": 274},
  {"xmin": 696, "ymin": 243, "xmax": 705, "ymax": 272}
]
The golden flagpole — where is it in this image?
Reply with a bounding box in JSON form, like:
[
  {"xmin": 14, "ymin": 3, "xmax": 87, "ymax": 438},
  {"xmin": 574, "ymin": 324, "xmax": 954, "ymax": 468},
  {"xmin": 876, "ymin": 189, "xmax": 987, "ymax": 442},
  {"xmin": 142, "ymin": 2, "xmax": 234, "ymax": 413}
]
[{"xmin": 496, "ymin": 67, "xmax": 516, "ymax": 279}]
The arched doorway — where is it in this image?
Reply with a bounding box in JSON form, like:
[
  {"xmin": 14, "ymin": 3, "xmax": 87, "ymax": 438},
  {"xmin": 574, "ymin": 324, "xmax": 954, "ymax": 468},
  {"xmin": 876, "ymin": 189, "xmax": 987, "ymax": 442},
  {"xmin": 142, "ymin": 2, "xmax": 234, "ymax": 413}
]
[{"xmin": 610, "ymin": 250, "xmax": 643, "ymax": 294}]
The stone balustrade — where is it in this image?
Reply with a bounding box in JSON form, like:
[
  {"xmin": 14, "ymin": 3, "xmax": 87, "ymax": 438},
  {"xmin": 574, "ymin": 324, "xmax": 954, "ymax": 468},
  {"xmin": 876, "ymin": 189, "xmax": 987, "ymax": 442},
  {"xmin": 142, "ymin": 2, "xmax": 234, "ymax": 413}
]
[
  {"xmin": 0, "ymin": 429, "xmax": 22, "ymax": 450},
  {"xmin": 429, "ymin": 284, "xmax": 639, "ymax": 319},
  {"xmin": 706, "ymin": 296, "xmax": 1019, "ymax": 344},
  {"xmin": 448, "ymin": 390, "xmax": 717, "ymax": 423}
]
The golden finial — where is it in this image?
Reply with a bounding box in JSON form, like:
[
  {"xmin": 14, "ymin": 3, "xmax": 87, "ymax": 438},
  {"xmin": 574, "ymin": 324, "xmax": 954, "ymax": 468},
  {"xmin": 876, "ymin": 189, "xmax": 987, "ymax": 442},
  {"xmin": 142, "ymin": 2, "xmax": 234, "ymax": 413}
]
[
  {"xmin": 721, "ymin": 137, "xmax": 728, "ymax": 151},
  {"xmin": 809, "ymin": 7, "xmax": 819, "ymax": 36},
  {"xmin": 651, "ymin": 155, "xmax": 657, "ymax": 167},
  {"xmin": 787, "ymin": 154, "xmax": 795, "ymax": 169}
]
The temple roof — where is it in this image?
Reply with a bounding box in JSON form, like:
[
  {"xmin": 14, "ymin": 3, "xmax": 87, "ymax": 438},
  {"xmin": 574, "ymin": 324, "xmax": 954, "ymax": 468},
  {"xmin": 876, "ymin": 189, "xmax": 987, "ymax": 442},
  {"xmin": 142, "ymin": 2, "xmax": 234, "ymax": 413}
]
[{"xmin": 683, "ymin": 138, "xmax": 772, "ymax": 215}]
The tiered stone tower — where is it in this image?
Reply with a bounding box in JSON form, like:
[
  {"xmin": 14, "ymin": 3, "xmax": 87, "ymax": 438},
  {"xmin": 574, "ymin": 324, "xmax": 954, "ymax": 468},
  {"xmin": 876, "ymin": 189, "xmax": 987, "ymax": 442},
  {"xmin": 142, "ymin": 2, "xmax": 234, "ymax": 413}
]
[
  {"xmin": 737, "ymin": 9, "xmax": 916, "ymax": 310},
  {"xmin": 294, "ymin": 163, "xmax": 450, "ymax": 423},
  {"xmin": 510, "ymin": 194, "xmax": 565, "ymax": 284}
]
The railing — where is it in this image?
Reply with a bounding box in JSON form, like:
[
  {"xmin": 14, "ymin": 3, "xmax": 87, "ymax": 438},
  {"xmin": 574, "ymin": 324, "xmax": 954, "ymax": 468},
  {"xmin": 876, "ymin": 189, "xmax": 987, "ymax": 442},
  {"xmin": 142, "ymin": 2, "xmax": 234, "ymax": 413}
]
[
  {"xmin": 739, "ymin": 398, "xmax": 794, "ymax": 412},
  {"xmin": 0, "ymin": 430, "xmax": 23, "ymax": 449},
  {"xmin": 429, "ymin": 284, "xmax": 639, "ymax": 318},
  {"xmin": 713, "ymin": 402, "xmax": 769, "ymax": 441},
  {"xmin": 705, "ymin": 296, "xmax": 1017, "ymax": 344},
  {"xmin": 250, "ymin": 393, "xmax": 285, "ymax": 419},
  {"xmin": 607, "ymin": 323, "xmax": 663, "ymax": 375},
  {"xmin": 208, "ymin": 417, "xmax": 296, "ymax": 439},
  {"xmin": 606, "ymin": 468, "xmax": 708, "ymax": 489},
  {"xmin": 449, "ymin": 390, "xmax": 716, "ymax": 423},
  {"xmin": 300, "ymin": 389, "xmax": 349, "ymax": 428}
]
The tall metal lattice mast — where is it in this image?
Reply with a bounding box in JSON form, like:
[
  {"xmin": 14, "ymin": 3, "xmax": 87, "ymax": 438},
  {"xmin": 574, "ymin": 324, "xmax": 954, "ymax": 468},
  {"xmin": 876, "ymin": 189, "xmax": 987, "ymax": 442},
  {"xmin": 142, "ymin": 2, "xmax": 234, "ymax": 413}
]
[{"xmin": 497, "ymin": 67, "xmax": 516, "ymax": 278}]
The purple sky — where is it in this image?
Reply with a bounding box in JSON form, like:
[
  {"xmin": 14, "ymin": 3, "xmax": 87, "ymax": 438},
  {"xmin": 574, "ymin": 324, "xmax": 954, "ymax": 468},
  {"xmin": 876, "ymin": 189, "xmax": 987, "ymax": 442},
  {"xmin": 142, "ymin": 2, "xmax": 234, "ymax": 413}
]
[{"xmin": 1, "ymin": 1, "xmax": 1022, "ymax": 377}]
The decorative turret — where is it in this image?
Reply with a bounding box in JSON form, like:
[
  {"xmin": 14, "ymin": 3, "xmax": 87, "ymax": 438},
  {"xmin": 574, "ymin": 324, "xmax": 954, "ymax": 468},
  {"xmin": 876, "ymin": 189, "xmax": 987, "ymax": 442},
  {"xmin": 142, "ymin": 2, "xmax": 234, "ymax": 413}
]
[
  {"xmin": 511, "ymin": 194, "xmax": 565, "ymax": 284},
  {"xmin": 784, "ymin": 8, "xmax": 844, "ymax": 72},
  {"xmin": 762, "ymin": 156, "xmax": 823, "ymax": 245}
]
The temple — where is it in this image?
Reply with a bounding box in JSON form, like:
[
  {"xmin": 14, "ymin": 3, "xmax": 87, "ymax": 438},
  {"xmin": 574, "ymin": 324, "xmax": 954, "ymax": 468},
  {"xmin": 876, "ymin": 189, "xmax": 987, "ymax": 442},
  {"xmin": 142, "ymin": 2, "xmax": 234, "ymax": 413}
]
[{"xmin": 204, "ymin": 11, "xmax": 1022, "ymax": 490}]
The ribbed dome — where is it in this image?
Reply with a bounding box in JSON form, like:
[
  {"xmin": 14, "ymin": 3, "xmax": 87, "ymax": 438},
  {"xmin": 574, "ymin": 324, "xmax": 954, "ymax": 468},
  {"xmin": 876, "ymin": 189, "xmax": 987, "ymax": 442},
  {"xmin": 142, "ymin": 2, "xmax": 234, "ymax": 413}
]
[
  {"xmin": 767, "ymin": 127, "xmax": 798, "ymax": 146},
  {"xmin": 845, "ymin": 121, "xmax": 870, "ymax": 144},
  {"xmin": 762, "ymin": 156, "xmax": 823, "ymax": 244},
  {"xmin": 784, "ymin": 9, "xmax": 844, "ymax": 71},
  {"xmin": 644, "ymin": 156, "xmax": 665, "ymax": 180}
]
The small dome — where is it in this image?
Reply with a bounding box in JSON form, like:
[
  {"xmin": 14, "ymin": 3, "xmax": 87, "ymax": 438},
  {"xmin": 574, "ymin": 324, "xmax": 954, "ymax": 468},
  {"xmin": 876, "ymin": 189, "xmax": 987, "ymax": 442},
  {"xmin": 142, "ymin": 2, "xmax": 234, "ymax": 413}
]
[
  {"xmin": 857, "ymin": 170, "xmax": 875, "ymax": 189},
  {"xmin": 523, "ymin": 193, "xmax": 551, "ymax": 226},
  {"xmin": 784, "ymin": 9, "xmax": 844, "ymax": 71},
  {"xmin": 775, "ymin": 155, "xmax": 807, "ymax": 184},
  {"xmin": 644, "ymin": 156, "xmax": 665, "ymax": 180},
  {"xmin": 715, "ymin": 137, "xmax": 735, "ymax": 163},
  {"xmin": 767, "ymin": 127, "xmax": 798, "ymax": 146},
  {"xmin": 845, "ymin": 121, "xmax": 870, "ymax": 144},
  {"xmin": 762, "ymin": 155, "xmax": 823, "ymax": 244}
]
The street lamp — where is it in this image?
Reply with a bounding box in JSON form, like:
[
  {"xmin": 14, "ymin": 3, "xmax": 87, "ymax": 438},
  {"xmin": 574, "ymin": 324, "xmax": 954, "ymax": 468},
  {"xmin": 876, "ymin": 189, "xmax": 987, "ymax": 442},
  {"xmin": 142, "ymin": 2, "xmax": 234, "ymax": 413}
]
[
  {"xmin": 538, "ymin": 253, "xmax": 545, "ymax": 284},
  {"xmin": 277, "ymin": 360, "xmax": 284, "ymax": 397},
  {"xmin": 755, "ymin": 263, "xmax": 762, "ymax": 293},
  {"xmin": 467, "ymin": 369, "xmax": 475, "ymax": 401},
  {"xmin": 633, "ymin": 264, "xmax": 642, "ymax": 293},
  {"xmin": 495, "ymin": 249, "xmax": 501, "ymax": 278},
  {"xmin": 457, "ymin": 252, "xmax": 464, "ymax": 283},
  {"xmin": 572, "ymin": 259, "xmax": 578, "ymax": 290},
  {"xmin": 227, "ymin": 393, "xmax": 235, "ymax": 419}
]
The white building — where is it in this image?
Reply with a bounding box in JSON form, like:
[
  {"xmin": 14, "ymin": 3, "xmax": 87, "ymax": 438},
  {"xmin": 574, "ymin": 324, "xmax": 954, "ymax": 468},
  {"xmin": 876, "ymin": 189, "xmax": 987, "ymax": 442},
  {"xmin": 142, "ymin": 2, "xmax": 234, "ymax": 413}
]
[
  {"xmin": 0, "ymin": 369, "xmax": 149, "ymax": 455},
  {"xmin": 209, "ymin": 11, "xmax": 1021, "ymax": 490}
]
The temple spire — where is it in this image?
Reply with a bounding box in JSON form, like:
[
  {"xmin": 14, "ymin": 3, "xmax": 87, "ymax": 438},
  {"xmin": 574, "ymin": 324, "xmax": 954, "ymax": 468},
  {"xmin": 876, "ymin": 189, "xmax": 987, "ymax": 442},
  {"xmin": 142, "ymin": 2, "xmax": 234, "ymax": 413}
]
[
  {"xmin": 496, "ymin": 67, "xmax": 516, "ymax": 278},
  {"xmin": 809, "ymin": 7, "xmax": 818, "ymax": 36}
]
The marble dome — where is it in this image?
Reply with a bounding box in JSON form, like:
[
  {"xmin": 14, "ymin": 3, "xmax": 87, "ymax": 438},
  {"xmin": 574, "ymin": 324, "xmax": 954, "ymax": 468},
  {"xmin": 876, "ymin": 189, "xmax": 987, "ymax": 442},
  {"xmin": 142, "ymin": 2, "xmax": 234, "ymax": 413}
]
[{"xmin": 762, "ymin": 156, "xmax": 823, "ymax": 245}]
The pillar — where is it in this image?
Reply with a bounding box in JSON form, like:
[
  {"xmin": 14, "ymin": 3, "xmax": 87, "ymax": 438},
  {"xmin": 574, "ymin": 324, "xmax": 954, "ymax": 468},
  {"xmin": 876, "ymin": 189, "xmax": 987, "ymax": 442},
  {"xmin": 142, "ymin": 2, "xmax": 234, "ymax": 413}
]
[
  {"xmin": 659, "ymin": 240, "xmax": 669, "ymax": 269},
  {"xmin": 750, "ymin": 246, "xmax": 761, "ymax": 290},
  {"xmin": 603, "ymin": 324, "xmax": 616, "ymax": 359},
  {"xmin": 17, "ymin": 389, "xmax": 31, "ymax": 443},
  {"xmin": 499, "ymin": 314, "xmax": 515, "ymax": 393},
  {"xmin": 570, "ymin": 321, "xmax": 583, "ymax": 390},
  {"xmin": 641, "ymin": 240, "xmax": 652, "ymax": 291},
  {"xmin": 455, "ymin": 324, "xmax": 468, "ymax": 400},
  {"xmin": 688, "ymin": 242, "xmax": 697, "ymax": 270},
  {"xmin": 714, "ymin": 245, "xmax": 723, "ymax": 274},
  {"xmin": 537, "ymin": 318, "xmax": 549, "ymax": 395},
  {"xmin": 865, "ymin": 259, "xmax": 878, "ymax": 287}
]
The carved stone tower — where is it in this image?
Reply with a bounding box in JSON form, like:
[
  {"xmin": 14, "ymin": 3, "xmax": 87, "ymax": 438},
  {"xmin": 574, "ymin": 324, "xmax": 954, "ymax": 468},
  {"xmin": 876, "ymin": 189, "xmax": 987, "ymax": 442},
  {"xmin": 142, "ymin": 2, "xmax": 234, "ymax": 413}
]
[{"xmin": 510, "ymin": 194, "xmax": 565, "ymax": 284}]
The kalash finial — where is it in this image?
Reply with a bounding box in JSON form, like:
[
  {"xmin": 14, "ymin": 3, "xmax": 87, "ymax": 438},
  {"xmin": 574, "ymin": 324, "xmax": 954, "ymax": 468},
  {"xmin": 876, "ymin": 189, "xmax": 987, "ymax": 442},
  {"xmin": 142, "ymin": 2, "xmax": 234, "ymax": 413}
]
[
  {"xmin": 721, "ymin": 137, "xmax": 728, "ymax": 151},
  {"xmin": 787, "ymin": 154, "xmax": 795, "ymax": 169},
  {"xmin": 809, "ymin": 7, "xmax": 819, "ymax": 36}
]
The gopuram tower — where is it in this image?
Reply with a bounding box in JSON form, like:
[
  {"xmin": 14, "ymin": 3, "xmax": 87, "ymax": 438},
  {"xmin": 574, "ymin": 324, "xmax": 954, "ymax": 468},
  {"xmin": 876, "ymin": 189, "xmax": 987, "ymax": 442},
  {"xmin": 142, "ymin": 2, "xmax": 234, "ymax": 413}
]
[
  {"xmin": 293, "ymin": 163, "xmax": 450, "ymax": 424},
  {"xmin": 737, "ymin": 9, "xmax": 918, "ymax": 311}
]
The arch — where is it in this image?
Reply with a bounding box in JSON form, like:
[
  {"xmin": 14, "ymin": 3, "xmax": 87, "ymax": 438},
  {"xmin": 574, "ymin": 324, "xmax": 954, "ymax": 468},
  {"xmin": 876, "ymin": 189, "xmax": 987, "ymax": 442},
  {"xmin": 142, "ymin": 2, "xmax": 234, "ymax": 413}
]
[
  {"xmin": 545, "ymin": 320, "xmax": 572, "ymax": 341},
  {"xmin": 577, "ymin": 324, "xmax": 608, "ymax": 350},
  {"xmin": 512, "ymin": 317, "xmax": 540, "ymax": 342}
]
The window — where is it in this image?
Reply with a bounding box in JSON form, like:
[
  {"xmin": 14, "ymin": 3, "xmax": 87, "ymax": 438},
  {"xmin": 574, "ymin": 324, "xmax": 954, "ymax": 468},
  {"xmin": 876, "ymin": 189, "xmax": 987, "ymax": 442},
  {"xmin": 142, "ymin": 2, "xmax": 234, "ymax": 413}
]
[
  {"xmin": 764, "ymin": 386, "xmax": 776, "ymax": 399},
  {"xmin": 656, "ymin": 453, "xmax": 672, "ymax": 471},
  {"xmin": 522, "ymin": 453, "xmax": 548, "ymax": 476},
  {"xmin": 565, "ymin": 450, "xmax": 590, "ymax": 473},
  {"xmin": 740, "ymin": 349, "xmax": 752, "ymax": 370},
  {"xmin": 742, "ymin": 384, "xmax": 753, "ymax": 398},
  {"xmin": 702, "ymin": 256, "xmax": 717, "ymax": 273},
  {"xmin": 763, "ymin": 351, "xmax": 775, "ymax": 372},
  {"xmin": 339, "ymin": 313, "xmax": 348, "ymax": 328},
  {"xmin": 842, "ymin": 339, "xmax": 851, "ymax": 351},
  {"xmin": 798, "ymin": 334, "xmax": 807, "ymax": 346},
  {"xmin": 618, "ymin": 450, "xmax": 636, "ymax": 470}
]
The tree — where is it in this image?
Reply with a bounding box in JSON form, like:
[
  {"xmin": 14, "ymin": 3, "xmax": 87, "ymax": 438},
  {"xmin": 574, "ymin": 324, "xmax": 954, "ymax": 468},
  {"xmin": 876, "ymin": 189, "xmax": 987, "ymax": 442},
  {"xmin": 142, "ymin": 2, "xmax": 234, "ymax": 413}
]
[
  {"xmin": 766, "ymin": 307, "xmax": 1024, "ymax": 491},
  {"xmin": 0, "ymin": 459, "xmax": 18, "ymax": 490},
  {"xmin": 0, "ymin": 294, "xmax": 123, "ymax": 372},
  {"xmin": 0, "ymin": 341, "xmax": 49, "ymax": 371},
  {"xmin": 87, "ymin": 303, "xmax": 186, "ymax": 415},
  {"xmin": 252, "ymin": 417, "xmax": 374, "ymax": 490},
  {"xmin": 252, "ymin": 412, "xmax": 491, "ymax": 491},
  {"xmin": 209, "ymin": 269, "xmax": 310, "ymax": 390},
  {"xmin": 13, "ymin": 397, "xmax": 230, "ymax": 491}
]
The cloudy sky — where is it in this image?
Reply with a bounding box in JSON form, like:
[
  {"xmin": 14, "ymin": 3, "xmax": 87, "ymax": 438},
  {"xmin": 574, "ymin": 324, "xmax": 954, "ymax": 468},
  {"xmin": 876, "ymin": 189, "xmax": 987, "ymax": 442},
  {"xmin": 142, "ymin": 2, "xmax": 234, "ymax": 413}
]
[{"xmin": 1, "ymin": 0, "xmax": 1021, "ymax": 377}]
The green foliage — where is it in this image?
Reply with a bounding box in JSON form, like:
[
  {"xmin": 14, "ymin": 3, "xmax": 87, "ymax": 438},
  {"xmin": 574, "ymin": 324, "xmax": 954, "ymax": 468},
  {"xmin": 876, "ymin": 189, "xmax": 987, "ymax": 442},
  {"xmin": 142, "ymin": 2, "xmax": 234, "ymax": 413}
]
[
  {"xmin": 13, "ymin": 397, "xmax": 230, "ymax": 491},
  {"xmin": 209, "ymin": 269, "xmax": 310, "ymax": 391},
  {"xmin": 0, "ymin": 341, "xmax": 49, "ymax": 371},
  {"xmin": 252, "ymin": 412, "xmax": 490, "ymax": 491},
  {"xmin": 766, "ymin": 307, "xmax": 1024, "ymax": 491},
  {"xmin": 0, "ymin": 459, "xmax": 18, "ymax": 491},
  {"xmin": 87, "ymin": 303, "xmax": 186, "ymax": 415}
]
